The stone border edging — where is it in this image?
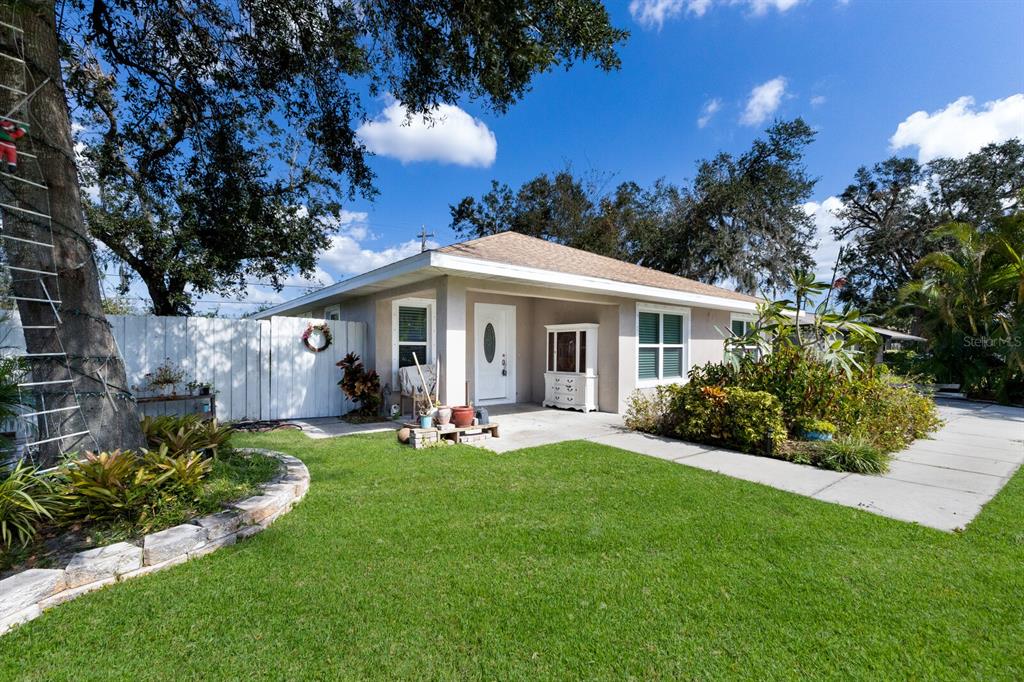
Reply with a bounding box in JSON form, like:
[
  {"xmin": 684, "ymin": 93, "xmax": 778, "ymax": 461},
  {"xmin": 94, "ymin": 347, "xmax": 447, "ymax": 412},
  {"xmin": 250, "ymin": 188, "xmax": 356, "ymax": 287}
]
[{"xmin": 0, "ymin": 448, "xmax": 309, "ymax": 637}]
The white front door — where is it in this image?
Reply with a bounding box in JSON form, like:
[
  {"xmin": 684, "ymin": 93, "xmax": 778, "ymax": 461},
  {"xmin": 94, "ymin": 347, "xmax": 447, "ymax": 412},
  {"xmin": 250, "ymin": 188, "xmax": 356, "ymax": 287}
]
[{"xmin": 474, "ymin": 303, "xmax": 516, "ymax": 404}]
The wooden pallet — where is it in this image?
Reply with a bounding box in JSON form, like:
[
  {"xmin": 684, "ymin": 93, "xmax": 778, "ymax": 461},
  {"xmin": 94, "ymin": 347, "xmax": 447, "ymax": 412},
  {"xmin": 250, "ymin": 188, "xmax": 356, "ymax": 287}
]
[{"xmin": 404, "ymin": 422, "xmax": 500, "ymax": 444}]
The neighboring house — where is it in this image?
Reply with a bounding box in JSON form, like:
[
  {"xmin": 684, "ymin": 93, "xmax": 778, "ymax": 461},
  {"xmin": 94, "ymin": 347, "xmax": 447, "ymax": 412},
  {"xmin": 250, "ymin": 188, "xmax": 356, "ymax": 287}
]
[{"xmin": 256, "ymin": 231, "xmax": 762, "ymax": 414}]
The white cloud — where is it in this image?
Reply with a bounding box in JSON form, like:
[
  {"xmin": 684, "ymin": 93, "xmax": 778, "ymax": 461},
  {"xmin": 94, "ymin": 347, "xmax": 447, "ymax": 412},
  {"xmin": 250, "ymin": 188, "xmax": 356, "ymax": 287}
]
[
  {"xmin": 810, "ymin": 95, "xmax": 827, "ymax": 107},
  {"xmin": 338, "ymin": 209, "xmax": 369, "ymax": 226},
  {"xmin": 697, "ymin": 98, "xmax": 722, "ymax": 128},
  {"xmin": 629, "ymin": 0, "xmax": 801, "ymax": 27},
  {"xmin": 741, "ymin": 77, "xmax": 787, "ymax": 126},
  {"xmin": 356, "ymin": 99, "xmax": 497, "ymax": 167},
  {"xmin": 319, "ymin": 236, "xmax": 438, "ymax": 277},
  {"xmin": 802, "ymin": 196, "xmax": 848, "ymax": 281},
  {"xmin": 746, "ymin": 0, "xmax": 803, "ymax": 14},
  {"xmin": 629, "ymin": 0, "xmax": 698, "ymax": 27},
  {"xmin": 889, "ymin": 94, "xmax": 1024, "ymax": 162}
]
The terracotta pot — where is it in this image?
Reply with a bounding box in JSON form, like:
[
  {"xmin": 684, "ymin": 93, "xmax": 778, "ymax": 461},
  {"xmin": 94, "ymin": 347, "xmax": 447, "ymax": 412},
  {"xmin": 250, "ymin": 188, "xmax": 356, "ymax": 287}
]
[
  {"xmin": 451, "ymin": 405, "xmax": 474, "ymax": 428},
  {"xmin": 435, "ymin": 406, "xmax": 452, "ymax": 426}
]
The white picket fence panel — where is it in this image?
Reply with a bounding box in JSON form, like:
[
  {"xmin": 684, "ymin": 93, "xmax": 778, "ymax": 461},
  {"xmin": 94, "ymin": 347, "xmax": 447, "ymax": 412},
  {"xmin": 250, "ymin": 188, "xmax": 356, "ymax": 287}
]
[{"xmin": 2, "ymin": 315, "xmax": 367, "ymax": 422}]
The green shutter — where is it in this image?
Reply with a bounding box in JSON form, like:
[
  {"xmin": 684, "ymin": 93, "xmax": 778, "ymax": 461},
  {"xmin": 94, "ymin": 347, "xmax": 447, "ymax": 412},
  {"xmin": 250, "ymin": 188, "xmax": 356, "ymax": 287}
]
[
  {"xmin": 663, "ymin": 348, "xmax": 682, "ymax": 378},
  {"xmin": 638, "ymin": 347, "xmax": 658, "ymax": 380},
  {"xmin": 638, "ymin": 312, "xmax": 659, "ymax": 344},
  {"xmin": 663, "ymin": 314, "xmax": 682, "ymax": 345},
  {"xmin": 398, "ymin": 306, "xmax": 427, "ymax": 343},
  {"xmin": 731, "ymin": 319, "xmax": 746, "ymax": 337}
]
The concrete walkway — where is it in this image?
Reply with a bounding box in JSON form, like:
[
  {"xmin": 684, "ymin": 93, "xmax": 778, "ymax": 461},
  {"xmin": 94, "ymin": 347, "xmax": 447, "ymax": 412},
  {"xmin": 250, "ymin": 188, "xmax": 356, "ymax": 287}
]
[
  {"xmin": 483, "ymin": 401, "xmax": 1023, "ymax": 531},
  {"xmin": 289, "ymin": 417, "xmax": 394, "ymax": 439}
]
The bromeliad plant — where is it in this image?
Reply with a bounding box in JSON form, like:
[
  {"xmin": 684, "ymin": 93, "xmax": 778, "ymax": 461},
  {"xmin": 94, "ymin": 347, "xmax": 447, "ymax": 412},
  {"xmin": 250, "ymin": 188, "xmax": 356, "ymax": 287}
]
[
  {"xmin": 141, "ymin": 414, "xmax": 234, "ymax": 459},
  {"xmin": 59, "ymin": 447, "xmax": 213, "ymax": 528},
  {"xmin": 724, "ymin": 268, "xmax": 879, "ymax": 377},
  {"xmin": 0, "ymin": 460, "xmax": 58, "ymax": 549}
]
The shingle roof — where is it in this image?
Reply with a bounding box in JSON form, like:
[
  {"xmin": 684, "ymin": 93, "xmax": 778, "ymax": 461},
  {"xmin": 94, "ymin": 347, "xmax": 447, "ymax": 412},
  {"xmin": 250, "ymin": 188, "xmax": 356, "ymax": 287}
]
[{"xmin": 436, "ymin": 231, "xmax": 761, "ymax": 304}]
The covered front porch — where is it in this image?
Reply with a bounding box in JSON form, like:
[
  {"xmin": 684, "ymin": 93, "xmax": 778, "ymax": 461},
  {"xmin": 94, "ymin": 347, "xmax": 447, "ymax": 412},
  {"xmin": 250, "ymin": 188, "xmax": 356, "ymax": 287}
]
[{"xmin": 374, "ymin": 276, "xmax": 628, "ymax": 415}]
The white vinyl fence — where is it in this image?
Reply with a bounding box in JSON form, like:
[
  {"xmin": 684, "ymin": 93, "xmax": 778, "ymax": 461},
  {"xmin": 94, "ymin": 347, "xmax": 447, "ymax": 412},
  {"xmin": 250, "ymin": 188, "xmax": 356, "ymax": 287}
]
[{"xmin": 3, "ymin": 315, "xmax": 367, "ymax": 422}]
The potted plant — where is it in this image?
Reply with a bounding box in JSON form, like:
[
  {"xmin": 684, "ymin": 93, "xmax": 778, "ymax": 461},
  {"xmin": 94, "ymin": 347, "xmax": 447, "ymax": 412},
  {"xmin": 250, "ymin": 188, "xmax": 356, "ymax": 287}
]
[
  {"xmin": 418, "ymin": 405, "xmax": 433, "ymax": 429},
  {"xmin": 187, "ymin": 380, "xmax": 213, "ymax": 396},
  {"xmin": 795, "ymin": 418, "xmax": 837, "ymax": 442},
  {"xmin": 337, "ymin": 353, "xmax": 383, "ymax": 422},
  {"xmin": 144, "ymin": 358, "xmax": 186, "ymax": 397}
]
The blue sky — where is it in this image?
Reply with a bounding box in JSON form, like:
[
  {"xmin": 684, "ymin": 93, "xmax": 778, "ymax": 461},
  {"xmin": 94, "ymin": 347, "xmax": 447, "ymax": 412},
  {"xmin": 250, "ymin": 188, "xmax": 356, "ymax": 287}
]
[{"xmin": 178, "ymin": 0, "xmax": 1024, "ymax": 315}]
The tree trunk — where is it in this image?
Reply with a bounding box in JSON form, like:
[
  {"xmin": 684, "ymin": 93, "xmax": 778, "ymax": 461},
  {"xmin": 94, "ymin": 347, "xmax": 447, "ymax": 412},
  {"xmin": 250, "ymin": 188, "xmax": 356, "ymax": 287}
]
[{"xmin": 0, "ymin": 1, "xmax": 143, "ymax": 464}]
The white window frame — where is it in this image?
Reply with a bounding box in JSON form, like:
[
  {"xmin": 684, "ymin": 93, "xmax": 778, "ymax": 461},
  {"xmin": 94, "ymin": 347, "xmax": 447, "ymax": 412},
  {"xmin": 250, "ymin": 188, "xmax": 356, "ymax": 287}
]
[
  {"xmin": 728, "ymin": 313, "xmax": 760, "ymax": 360},
  {"xmin": 636, "ymin": 303, "xmax": 690, "ymax": 387},
  {"xmin": 324, "ymin": 304, "xmax": 341, "ymax": 321},
  {"xmin": 392, "ymin": 297, "xmax": 436, "ymax": 373}
]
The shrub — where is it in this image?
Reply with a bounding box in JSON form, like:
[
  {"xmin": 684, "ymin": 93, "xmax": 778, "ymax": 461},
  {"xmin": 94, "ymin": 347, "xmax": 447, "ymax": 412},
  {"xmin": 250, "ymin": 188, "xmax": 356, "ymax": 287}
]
[
  {"xmin": 832, "ymin": 369, "xmax": 942, "ymax": 452},
  {"xmin": 814, "ymin": 437, "xmax": 891, "ymax": 474},
  {"xmin": 624, "ymin": 387, "xmax": 673, "ymax": 434},
  {"xmin": 337, "ymin": 352, "xmax": 382, "ymax": 415},
  {"xmin": 666, "ymin": 384, "xmax": 786, "ymax": 456},
  {"xmin": 141, "ymin": 414, "xmax": 234, "ymax": 459},
  {"xmin": 687, "ymin": 348, "xmax": 941, "ymax": 453},
  {"xmin": 883, "ymin": 349, "xmax": 934, "ymax": 382},
  {"xmin": 793, "ymin": 418, "xmax": 837, "ymax": 438},
  {"xmin": 0, "ymin": 460, "xmax": 58, "ymax": 549}
]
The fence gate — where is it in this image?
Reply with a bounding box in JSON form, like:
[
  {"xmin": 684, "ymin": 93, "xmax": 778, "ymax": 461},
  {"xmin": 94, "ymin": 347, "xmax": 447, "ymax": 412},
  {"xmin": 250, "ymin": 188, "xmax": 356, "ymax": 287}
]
[{"xmin": 102, "ymin": 315, "xmax": 366, "ymax": 421}]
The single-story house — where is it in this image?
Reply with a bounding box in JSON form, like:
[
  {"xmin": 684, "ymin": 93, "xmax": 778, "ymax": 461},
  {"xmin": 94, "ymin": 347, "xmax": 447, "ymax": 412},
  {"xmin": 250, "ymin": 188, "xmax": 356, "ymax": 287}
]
[{"xmin": 255, "ymin": 231, "xmax": 762, "ymax": 414}]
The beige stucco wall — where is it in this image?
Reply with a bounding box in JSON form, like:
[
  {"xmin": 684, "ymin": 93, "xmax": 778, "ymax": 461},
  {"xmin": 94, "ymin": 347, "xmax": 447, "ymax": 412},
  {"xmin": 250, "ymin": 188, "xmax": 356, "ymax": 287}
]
[
  {"xmin": 689, "ymin": 307, "xmax": 731, "ymax": 368},
  {"xmin": 281, "ymin": 275, "xmax": 733, "ymax": 414},
  {"xmin": 618, "ymin": 302, "xmax": 731, "ymax": 411},
  {"xmin": 465, "ymin": 290, "xmax": 536, "ymax": 403},
  {"xmin": 530, "ymin": 298, "xmax": 620, "ymax": 412}
]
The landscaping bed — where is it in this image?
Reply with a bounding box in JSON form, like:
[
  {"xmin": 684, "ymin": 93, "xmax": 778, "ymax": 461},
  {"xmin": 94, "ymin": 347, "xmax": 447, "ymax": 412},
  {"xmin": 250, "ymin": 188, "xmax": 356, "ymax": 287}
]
[
  {"xmin": 1, "ymin": 447, "xmax": 279, "ymax": 578},
  {"xmin": 626, "ymin": 346, "xmax": 942, "ymax": 473},
  {"xmin": 1, "ymin": 416, "xmax": 279, "ymax": 578},
  {"xmin": 0, "ymin": 446, "xmax": 308, "ymax": 636}
]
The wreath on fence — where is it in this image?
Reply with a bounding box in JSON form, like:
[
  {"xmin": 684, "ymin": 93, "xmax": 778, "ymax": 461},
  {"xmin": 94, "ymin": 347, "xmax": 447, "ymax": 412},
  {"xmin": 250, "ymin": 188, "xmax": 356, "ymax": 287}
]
[{"xmin": 302, "ymin": 322, "xmax": 333, "ymax": 353}]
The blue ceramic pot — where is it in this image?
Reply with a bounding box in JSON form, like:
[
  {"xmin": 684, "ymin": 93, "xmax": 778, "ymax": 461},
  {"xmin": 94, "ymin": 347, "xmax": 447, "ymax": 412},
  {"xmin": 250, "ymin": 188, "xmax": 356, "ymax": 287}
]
[
  {"xmin": 802, "ymin": 430, "xmax": 833, "ymax": 442},
  {"xmin": 419, "ymin": 415, "xmax": 432, "ymax": 429}
]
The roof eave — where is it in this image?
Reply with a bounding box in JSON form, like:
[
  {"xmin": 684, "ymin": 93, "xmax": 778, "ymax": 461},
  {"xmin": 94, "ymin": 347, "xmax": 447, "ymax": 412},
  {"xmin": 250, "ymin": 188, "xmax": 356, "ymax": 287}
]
[
  {"xmin": 255, "ymin": 250, "xmax": 762, "ymax": 320},
  {"xmin": 252, "ymin": 250, "xmax": 434, "ymax": 319},
  {"xmin": 430, "ymin": 253, "xmax": 761, "ymax": 313}
]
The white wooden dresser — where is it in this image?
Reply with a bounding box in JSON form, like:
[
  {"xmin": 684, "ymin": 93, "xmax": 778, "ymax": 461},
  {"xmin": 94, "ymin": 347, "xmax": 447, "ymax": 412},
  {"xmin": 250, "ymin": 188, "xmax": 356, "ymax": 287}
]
[{"xmin": 543, "ymin": 323, "xmax": 599, "ymax": 413}]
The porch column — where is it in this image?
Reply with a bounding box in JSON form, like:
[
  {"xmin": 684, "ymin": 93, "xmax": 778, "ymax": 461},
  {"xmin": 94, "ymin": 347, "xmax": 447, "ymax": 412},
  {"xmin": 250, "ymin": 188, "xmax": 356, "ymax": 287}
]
[
  {"xmin": 436, "ymin": 276, "xmax": 467, "ymax": 406},
  {"xmin": 617, "ymin": 301, "xmax": 637, "ymax": 413}
]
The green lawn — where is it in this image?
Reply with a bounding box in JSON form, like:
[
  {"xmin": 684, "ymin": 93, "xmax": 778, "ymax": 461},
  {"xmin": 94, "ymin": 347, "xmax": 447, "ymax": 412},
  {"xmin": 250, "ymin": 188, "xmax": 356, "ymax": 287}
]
[{"xmin": 2, "ymin": 431, "xmax": 1022, "ymax": 680}]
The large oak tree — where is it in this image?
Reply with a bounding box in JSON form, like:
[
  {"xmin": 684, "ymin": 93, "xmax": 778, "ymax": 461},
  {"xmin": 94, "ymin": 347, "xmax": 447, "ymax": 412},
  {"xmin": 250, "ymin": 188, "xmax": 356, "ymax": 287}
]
[{"xmin": 1, "ymin": 0, "xmax": 626, "ymax": 456}]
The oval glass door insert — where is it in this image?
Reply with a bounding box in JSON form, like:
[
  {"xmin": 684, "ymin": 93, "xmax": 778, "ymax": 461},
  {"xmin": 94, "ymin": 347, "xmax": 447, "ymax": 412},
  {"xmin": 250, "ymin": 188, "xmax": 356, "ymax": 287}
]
[{"xmin": 484, "ymin": 323, "xmax": 496, "ymax": 363}]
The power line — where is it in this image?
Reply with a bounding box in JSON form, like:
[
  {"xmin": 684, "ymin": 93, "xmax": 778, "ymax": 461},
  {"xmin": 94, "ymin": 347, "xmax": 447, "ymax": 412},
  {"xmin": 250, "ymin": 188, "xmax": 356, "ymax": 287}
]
[{"xmin": 114, "ymin": 295, "xmax": 281, "ymax": 307}]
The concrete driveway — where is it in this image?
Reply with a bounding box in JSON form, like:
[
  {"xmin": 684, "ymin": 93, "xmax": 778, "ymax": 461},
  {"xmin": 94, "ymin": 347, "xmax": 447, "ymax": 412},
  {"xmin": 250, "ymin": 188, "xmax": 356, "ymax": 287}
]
[
  {"xmin": 481, "ymin": 400, "xmax": 1023, "ymax": 532},
  {"xmin": 480, "ymin": 403, "xmax": 625, "ymax": 453}
]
